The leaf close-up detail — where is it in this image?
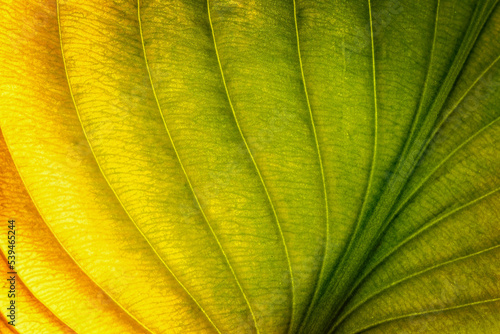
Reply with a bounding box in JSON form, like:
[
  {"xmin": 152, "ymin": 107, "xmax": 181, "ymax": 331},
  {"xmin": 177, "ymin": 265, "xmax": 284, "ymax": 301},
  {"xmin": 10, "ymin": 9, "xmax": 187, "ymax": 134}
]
[{"xmin": 0, "ymin": 0, "xmax": 499, "ymax": 333}]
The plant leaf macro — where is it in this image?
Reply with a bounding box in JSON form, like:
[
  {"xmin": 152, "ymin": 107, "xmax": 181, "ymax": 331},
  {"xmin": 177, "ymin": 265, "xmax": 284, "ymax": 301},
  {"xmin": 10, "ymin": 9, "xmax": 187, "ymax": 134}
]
[{"xmin": 0, "ymin": 0, "xmax": 499, "ymax": 333}]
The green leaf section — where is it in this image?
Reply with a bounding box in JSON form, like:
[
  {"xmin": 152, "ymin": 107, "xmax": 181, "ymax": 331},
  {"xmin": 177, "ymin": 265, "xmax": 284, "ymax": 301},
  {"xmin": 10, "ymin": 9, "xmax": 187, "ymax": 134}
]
[{"xmin": 0, "ymin": 0, "xmax": 499, "ymax": 333}]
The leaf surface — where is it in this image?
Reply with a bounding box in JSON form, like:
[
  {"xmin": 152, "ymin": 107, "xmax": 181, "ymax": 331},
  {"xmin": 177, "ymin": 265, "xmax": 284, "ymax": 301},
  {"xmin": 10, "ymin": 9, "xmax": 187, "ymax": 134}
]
[{"xmin": 0, "ymin": 0, "xmax": 499, "ymax": 333}]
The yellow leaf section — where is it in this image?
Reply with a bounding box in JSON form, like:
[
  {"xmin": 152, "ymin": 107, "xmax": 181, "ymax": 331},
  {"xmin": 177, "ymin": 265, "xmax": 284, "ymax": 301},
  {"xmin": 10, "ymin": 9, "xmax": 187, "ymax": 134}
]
[
  {"xmin": 0, "ymin": 130, "xmax": 147, "ymax": 334},
  {"xmin": 0, "ymin": 0, "xmax": 215, "ymax": 333},
  {"xmin": 0, "ymin": 252, "xmax": 74, "ymax": 333},
  {"xmin": 57, "ymin": 0, "xmax": 283, "ymax": 331},
  {"xmin": 0, "ymin": 314, "xmax": 19, "ymax": 334}
]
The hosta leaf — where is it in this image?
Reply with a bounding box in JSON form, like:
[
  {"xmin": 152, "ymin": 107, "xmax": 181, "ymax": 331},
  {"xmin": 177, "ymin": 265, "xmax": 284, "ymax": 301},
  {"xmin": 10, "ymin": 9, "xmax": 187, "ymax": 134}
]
[
  {"xmin": 0, "ymin": 129, "xmax": 151, "ymax": 334},
  {"xmin": 0, "ymin": 0, "xmax": 499, "ymax": 333}
]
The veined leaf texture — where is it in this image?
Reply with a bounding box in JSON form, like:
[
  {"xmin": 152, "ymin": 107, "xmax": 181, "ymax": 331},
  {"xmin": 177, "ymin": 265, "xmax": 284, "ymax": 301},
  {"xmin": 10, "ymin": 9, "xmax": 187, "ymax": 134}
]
[{"xmin": 0, "ymin": 0, "xmax": 499, "ymax": 333}]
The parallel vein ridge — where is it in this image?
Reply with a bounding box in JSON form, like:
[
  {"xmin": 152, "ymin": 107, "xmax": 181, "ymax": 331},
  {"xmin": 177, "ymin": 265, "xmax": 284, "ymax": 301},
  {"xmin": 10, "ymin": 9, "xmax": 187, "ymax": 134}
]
[
  {"xmin": 292, "ymin": 1, "xmax": 330, "ymax": 333},
  {"xmin": 207, "ymin": 0, "xmax": 295, "ymax": 331},
  {"xmin": 137, "ymin": 1, "xmax": 252, "ymax": 332},
  {"xmin": 57, "ymin": 1, "xmax": 185, "ymax": 333}
]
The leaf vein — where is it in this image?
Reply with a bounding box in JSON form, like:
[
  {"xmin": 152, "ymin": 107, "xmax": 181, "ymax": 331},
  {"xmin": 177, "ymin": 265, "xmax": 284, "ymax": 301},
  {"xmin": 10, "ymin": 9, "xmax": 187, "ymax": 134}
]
[
  {"xmin": 0, "ymin": 222, "xmax": 77, "ymax": 332},
  {"xmin": 136, "ymin": 2, "xmax": 256, "ymax": 333},
  {"xmin": 292, "ymin": 0, "xmax": 329, "ymax": 332},
  {"xmin": 207, "ymin": 1, "xmax": 295, "ymax": 332},
  {"xmin": 388, "ymin": 114, "xmax": 500, "ymax": 224},
  {"xmin": 334, "ymin": 242, "xmax": 500, "ymax": 332},
  {"xmin": 57, "ymin": 2, "xmax": 173, "ymax": 333},
  {"xmin": 352, "ymin": 297, "xmax": 500, "ymax": 334},
  {"xmin": 333, "ymin": 186, "xmax": 500, "ymax": 331}
]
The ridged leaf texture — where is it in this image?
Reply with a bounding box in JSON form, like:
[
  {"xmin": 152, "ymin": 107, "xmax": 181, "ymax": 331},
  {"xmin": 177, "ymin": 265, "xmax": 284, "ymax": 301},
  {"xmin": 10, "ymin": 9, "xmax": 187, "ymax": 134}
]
[{"xmin": 0, "ymin": 0, "xmax": 499, "ymax": 333}]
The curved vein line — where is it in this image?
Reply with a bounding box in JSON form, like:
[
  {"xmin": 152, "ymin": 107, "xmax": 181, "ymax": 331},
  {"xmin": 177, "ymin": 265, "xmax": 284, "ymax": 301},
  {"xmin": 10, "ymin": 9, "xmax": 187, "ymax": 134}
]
[
  {"xmin": 0, "ymin": 127, "xmax": 153, "ymax": 334},
  {"xmin": 315, "ymin": 7, "xmax": 380, "ymax": 331},
  {"xmin": 373, "ymin": 2, "xmax": 499, "ymax": 247},
  {"xmin": 423, "ymin": 0, "xmax": 492, "ymax": 120},
  {"xmin": 0, "ymin": 248, "xmax": 77, "ymax": 333},
  {"xmin": 335, "ymin": 185, "xmax": 500, "ymax": 328},
  {"xmin": 386, "ymin": 1, "xmax": 497, "ymax": 208},
  {"xmin": 404, "ymin": 0, "xmax": 440, "ymax": 148},
  {"xmin": 0, "ymin": 314, "xmax": 20, "ymax": 334},
  {"xmin": 333, "ymin": 242, "xmax": 500, "ymax": 332},
  {"xmin": 388, "ymin": 114, "xmax": 500, "ymax": 223},
  {"xmin": 426, "ymin": 53, "xmax": 500, "ymax": 151},
  {"xmin": 207, "ymin": 0, "xmax": 294, "ymax": 331},
  {"xmin": 57, "ymin": 3, "xmax": 195, "ymax": 333},
  {"xmin": 369, "ymin": 0, "xmax": 438, "ymax": 253},
  {"xmin": 292, "ymin": 0, "xmax": 329, "ymax": 332},
  {"xmin": 377, "ymin": 4, "xmax": 500, "ymax": 243},
  {"xmin": 348, "ymin": 0, "xmax": 379, "ymax": 246},
  {"xmin": 333, "ymin": 0, "xmax": 379, "ymax": 296},
  {"xmin": 138, "ymin": 2, "xmax": 255, "ymax": 333},
  {"xmin": 364, "ymin": 0, "xmax": 379, "ymax": 231},
  {"xmin": 352, "ymin": 297, "xmax": 500, "ymax": 334}
]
